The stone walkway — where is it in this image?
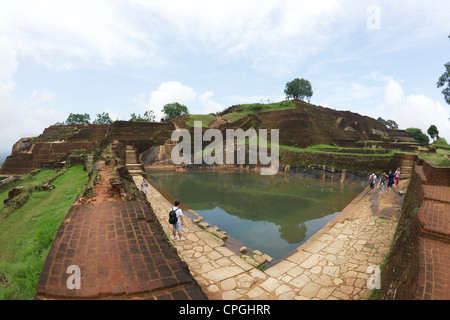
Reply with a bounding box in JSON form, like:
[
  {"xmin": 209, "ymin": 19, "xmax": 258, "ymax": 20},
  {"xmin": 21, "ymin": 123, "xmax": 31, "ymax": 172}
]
[{"xmin": 134, "ymin": 175, "xmax": 403, "ymax": 300}]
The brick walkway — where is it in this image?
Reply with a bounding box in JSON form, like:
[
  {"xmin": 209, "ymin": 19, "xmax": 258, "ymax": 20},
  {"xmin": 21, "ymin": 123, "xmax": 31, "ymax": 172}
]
[
  {"xmin": 414, "ymin": 165, "xmax": 450, "ymax": 300},
  {"xmin": 35, "ymin": 160, "xmax": 207, "ymax": 300}
]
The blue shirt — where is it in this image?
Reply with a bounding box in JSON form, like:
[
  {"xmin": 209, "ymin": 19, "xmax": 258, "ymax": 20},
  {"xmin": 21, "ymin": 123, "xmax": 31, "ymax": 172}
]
[{"xmin": 388, "ymin": 173, "xmax": 395, "ymax": 183}]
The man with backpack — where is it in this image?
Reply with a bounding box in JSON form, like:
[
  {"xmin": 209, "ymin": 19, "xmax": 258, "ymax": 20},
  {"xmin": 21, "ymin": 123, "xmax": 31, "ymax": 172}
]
[
  {"xmin": 169, "ymin": 200, "xmax": 185, "ymax": 241},
  {"xmin": 368, "ymin": 173, "xmax": 377, "ymax": 195}
]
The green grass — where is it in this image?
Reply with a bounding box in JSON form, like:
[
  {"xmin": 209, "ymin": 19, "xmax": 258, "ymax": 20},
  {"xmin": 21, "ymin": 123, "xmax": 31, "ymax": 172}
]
[
  {"xmin": 221, "ymin": 112, "xmax": 248, "ymax": 123},
  {"xmin": 0, "ymin": 165, "xmax": 89, "ymax": 299},
  {"xmin": 432, "ymin": 138, "xmax": 450, "ymax": 149},
  {"xmin": 421, "ymin": 148, "xmax": 450, "ymax": 167},
  {"xmin": 186, "ymin": 114, "xmax": 217, "ymax": 127},
  {"xmin": 278, "ymin": 144, "xmax": 398, "ymax": 157},
  {"xmin": 239, "ymin": 101, "xmax": 296, "ymax": 115},
  {"xmin": 0, "ymin": 169, "xmax": 61, "ymax": 211}
]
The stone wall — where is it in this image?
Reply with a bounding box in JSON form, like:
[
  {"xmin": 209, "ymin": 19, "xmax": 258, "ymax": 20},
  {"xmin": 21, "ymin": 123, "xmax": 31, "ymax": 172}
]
[
  {"xmin": 378, "ymin": 156, "xmax": 450, "ymax": 300},
  {"xmin": 378, "ymin": 168, "xmax": 423, "ymax": 299},
  {"xmin": 279, "ymin": 149, "xmax": 401, "ymax": 173}
]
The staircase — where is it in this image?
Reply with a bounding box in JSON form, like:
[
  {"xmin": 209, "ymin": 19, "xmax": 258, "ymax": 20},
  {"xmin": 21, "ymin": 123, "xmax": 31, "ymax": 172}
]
[
  {"xmin": 143, "ymin": 139, "xmax": 178, "ymax": 166},
  {"xmin": 399, "ymin": 154, "xmax": 414, "ymax": 180},
  {"xmin": 125, "ymin": 145, "xmax": 145, "ymax": 176}
]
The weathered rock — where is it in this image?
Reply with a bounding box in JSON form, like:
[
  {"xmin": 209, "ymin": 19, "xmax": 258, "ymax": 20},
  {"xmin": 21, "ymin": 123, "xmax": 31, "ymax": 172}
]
[
  {"xmin": 3, "ymin": 186, "xmax": 25, "ymax": 205},
  {"xmin": 240, "ymin": 246, "xmax": 248, "ymax": 254},
  {"xmin": 262, "ymin": 254, "xmax": 273, "ymax": 263},
  {"xmin": 198, "ymin": 222, "xmax": 210, "ymax": 229},
  {"xmin": 215, "ymin": 231, "xmax": 228, "ymax": 241}
]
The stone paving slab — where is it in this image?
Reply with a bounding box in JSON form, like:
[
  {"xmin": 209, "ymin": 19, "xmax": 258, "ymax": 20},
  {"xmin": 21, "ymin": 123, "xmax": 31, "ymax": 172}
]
[
  {"xmin": 36, "ymin": 200, "xmax": 207, "ymax": 300},
  {"xmin": 136, "ymin": 175, "xmax": 400, "ymax": 300}
]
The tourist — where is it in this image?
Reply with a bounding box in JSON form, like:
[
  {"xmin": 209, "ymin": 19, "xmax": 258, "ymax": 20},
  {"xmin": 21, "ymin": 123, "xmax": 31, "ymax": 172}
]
[
  {"xmin": 368, "ymin": 173, "xmax": 377, "ymax": 195},
  {"xmin": 141, "ymin": 178, "xmax": 149, "ymax": 194},
  {"xmin": 379, "ymin": 171, "xmax": 388, "ymax": 194},
  {"xmin": 170, "ymin": 200, "xmax": 185, "ymax": 241},
  {"xmin": 394, "ymin": 167, "xmax": 401, "ymax": 188},
  {"xmin": 387, "ymin": 170, "xmax": 395, "ymax": 193}
]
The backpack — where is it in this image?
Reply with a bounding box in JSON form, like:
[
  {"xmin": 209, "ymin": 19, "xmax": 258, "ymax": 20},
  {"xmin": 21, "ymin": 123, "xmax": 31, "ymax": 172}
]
[
  {"xmin": 169, "ymin": 207, "xmax": 179, "ymax": 225},
  {"xmin": 369, "ymin": 174, "xmax": 375, "ymax": 183}
]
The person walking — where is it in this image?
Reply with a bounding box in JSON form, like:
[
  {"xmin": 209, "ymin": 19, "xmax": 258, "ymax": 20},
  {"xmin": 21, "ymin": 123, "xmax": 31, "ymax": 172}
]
[
  {"xmin": 169, "ymin": 200, "xmax": 185, "ymax": 241},
  {"xmin": 368, "ymin": 173, "xmax": 377, "ymax": 195},
  {"xmin": 394, "ymin": 167, "xmax": 401, "ymax": 188},
  {"xmin": 379, "ymin": 171, "xmax": 388, "ymax": 195},
  {"xmin": 141, "ymin": 178, "xmax": 149, "ymax": 195},
  {"xmin": 387, "ymin": 170, "xmax": 395, "ymax": 193}
]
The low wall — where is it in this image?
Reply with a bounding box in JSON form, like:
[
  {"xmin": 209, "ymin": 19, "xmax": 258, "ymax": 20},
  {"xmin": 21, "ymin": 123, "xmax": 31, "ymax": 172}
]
[
  {"xmin": 280, "ymin": 149, "xmax": 402, "ymax": 173},
  {"xmin": 378, "ymin": 169, "xmax": 422, "ymax": 300},
  {"xmin": 282, "ymin": 164, "xmax": 369, "ymax": 185},
  {"xmin": 419, "ymin": 158, "xmax": 450, "ymax": 186},
  {"xmin": 378, "ymin": 156, "xmax": 449, "ymax": 300}
]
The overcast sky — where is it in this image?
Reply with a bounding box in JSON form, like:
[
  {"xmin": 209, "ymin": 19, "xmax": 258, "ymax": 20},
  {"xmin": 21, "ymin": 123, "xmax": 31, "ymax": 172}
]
[{"xmin": 1, "ymin": 1, "xmax": 450, "ymax": 162}]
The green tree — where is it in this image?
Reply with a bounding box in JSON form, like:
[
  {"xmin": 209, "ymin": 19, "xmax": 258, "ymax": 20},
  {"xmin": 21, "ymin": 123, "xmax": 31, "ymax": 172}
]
[
  {"xmin": 437, "ymin": 36, "xmax": 450, "ymax": 105},
  {"xmin": 65, "ymin": 113, "xmax": 90, "ymax": 125},
  {"xmin": 93, "ymin": 112, "xmax": 113, "ymax": 124},
  {"xmin": 427, "ymin": 125, "xmax": 439, "ymax": 141},
  {"xmin": 284, "ymin": 78, "xmax": 313, "ymax": 101},
  {"xmin": 129, "ymin": 110, "xmax": 156, "ymax": 122},
  {"xmin": 144, "ymin": 110, "xmax": 156, "ymax": 122},
  {"xmin": 406, "ymin": 127, "xmax": 430, "ymax": 144},
  {"xmin": 161, "ymin": 102, "xmax": 189, "ymax": 120},
  {"xmin": 377, "ymin": 117, "xmax": 399, "ymax": 130}
]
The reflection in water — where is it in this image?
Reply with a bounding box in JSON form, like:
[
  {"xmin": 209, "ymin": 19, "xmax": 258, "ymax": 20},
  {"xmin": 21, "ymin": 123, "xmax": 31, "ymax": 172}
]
[{"xmin": 148, "ymin": 170, "xmax": 363, "ymax": 259}]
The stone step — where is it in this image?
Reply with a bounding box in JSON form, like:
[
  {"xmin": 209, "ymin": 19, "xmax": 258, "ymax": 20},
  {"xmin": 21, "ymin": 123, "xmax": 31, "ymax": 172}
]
[{"xmin": 417, "ymin": 200, "xmax": 450, "ymax": 243}]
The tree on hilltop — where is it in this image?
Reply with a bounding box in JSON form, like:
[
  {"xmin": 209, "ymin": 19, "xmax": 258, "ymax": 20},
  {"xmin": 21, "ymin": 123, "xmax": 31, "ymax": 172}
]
[
  {"xmin": 65, "ymin": 113, "xmax": 91, "ymax": 125},
  {"xmin": 427, "ymin": 125, "xmax": 439, "ymax": 142},
  {"xmin": 437, "ymin": 36, "xmax": 450, "ymax": 105},
  {"xmin": 284, "ymin": 78, "xmax": 313, "ymax": 102},
  {"xmin": 129, "ymin": 110, "xmax": 156, "ymax": 122},
  {"xmin": 406, "ymin": 127, "xmax": 430, "ymax": 144},
  {"xmin": 377, "ymin": 117, "xmax": 399, "ymax": 130},
  {"xmin": 162, "ymin": 102, "xmax": 189, "ymax": 120},
  {"xmin": 93, "ymin": 112, "xmax": 113, "ymax": 124}
]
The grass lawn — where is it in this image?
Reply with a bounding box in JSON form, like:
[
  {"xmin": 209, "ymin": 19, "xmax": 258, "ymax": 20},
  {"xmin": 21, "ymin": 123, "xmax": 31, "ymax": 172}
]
[
  {"xmin": 186, "ymin": 114, "xmax": 217, "ymax": 127},
  {"xmin": 0, "ymin": 169, "xmax": 61, "ymax": 211},
  {"xmin": 0, "ymin": 165, "xmax": 88, "ymax": 299},
  {"xmin": 420, "ymin": 148, "xmax": 450, "ymax": 167},
  {"xmin": 278, "ymin": 144, "xmax": 399, "ymax": 157}
]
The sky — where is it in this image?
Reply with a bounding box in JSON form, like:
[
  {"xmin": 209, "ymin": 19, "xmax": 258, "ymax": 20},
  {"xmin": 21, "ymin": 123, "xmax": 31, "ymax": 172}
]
[{"xmin": 1, "ymin": 0, "xmax": 450, "ymax": 163}]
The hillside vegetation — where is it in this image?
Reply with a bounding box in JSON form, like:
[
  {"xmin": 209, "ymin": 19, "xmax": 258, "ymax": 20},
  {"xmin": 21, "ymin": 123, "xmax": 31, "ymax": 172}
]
[{"xmin": 0, "ymin": 165, "xmax": 88, "ymax": 299}]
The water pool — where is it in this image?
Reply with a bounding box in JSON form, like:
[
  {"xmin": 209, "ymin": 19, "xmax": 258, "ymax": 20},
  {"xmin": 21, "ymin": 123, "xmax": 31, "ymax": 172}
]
[{"xmin": 147, "ymin": 170, "xmax": 364, "ymax": 260}]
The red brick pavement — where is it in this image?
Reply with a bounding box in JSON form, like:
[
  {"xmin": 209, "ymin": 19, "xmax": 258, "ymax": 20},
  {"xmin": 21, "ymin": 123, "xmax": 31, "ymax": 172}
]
[
  {"xmin": 415, "ymin": 238, "xmax": 450, "ymax": 300},
  {"xmin": 36, "ymin": 200, "xmax": 207, "ymax": 300},
  {"xmin": 422, "ymin": 185, "xmax": 450, "ymax": 203},
  {"xmin": 418, "ymin": 200, "xmax": 450, "ymax": 241},
  {"xmin": 413, "ymin": 160, "xmax": 450, "ymax": 300}
]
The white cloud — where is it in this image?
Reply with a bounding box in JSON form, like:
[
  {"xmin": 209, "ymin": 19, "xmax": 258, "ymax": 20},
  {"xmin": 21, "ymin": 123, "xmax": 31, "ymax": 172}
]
[
  {"xmin": 0, "ymin": 0, "xmax": 163, "ymax": 69},
  {"xmin": 137, "ymin": 81, "xmax": 226, "ymax": 120},
  {"xmin": 377, "ymin": 79, "xmax": 450, "ymax": 141},
  {"xmin": 0, "ymin": 37, "xmax": 60, "ymax": 157},
  {"xmin": 132, "ymin": 0, "xmax": 346, "ymax": 75},
  {"xmin": 0, "ymin": 36, "xmax": 17, "ymax": 79},
  {"xmin": 198, "ymin": 91, "xmax": 224, "ymax": 114},
  {"xmin": 383, "ymin": 80, "xmax": 405, "ymax": 107}
]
